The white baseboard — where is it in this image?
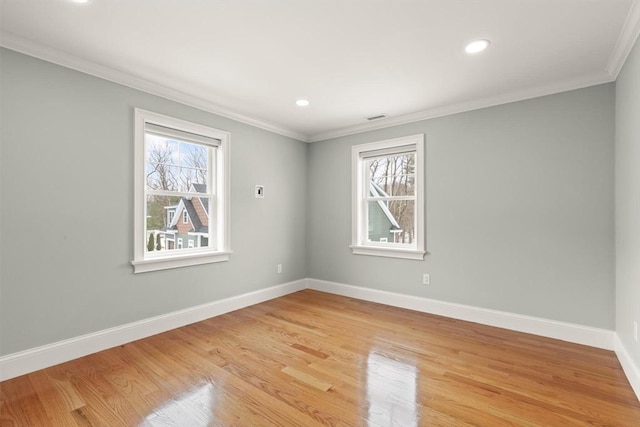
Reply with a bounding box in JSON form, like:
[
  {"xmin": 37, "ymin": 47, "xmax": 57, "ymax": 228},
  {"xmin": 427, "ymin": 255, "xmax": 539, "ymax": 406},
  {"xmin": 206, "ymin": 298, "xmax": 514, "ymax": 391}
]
[
  {"xmin": 0, "ymin": 279, "xmax": 307, "ymax": 381},
  {"xmin": 0, "ymin": 277, "xmax": 621, "ymax": 384},
  {"xmin": 614, "ymin": 333, "xmax": 640, "ymax": 401},
  {"xmin": 307, "ymin": 278, "xmax": 615, "ymax": 350}
]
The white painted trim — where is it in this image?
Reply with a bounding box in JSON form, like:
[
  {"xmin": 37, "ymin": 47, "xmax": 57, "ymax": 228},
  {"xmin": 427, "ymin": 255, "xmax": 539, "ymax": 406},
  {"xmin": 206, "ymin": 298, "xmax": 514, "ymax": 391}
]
[
  {"xmin": 131, "ymin": 251, "xmax": 231, "ymax": 273},
  {"xmin": 308, "ymin": 72, "xmax": 613, "ymax": 142},
  {"xmin": 350, "ymin": 246, "xmax": 426, "ymax": 260},
  {"xmin": 132, "ymin": 108, "xmax": 232, "ymax": 273},
  {"xmin": 0, "ymin": 33, "xmax": 308, "ymax": 142},
  {"xmin": 307, "ymin": 278, "xmax": 615, "ymax": 350},
  {"xmin": 1, "ymin": 277, "xmax": 625, "ymax": 386},
  {"xmin": 351, "ymin": 134, "xmax": 425, "ymax": 260},
  {"xmin": 606, "ymin": 0, "xmax": 640, "ymax": 79},
  {"xmin": 0, "ymin": 32, "xmax": 621, "ymax": 145},
  {"xmin": 614, "ymin": 333, "xmax": 640, "ymax": 402},
  {"xmin": 0, "ymin": 279, "xmax": 307, "ymax": 381}
]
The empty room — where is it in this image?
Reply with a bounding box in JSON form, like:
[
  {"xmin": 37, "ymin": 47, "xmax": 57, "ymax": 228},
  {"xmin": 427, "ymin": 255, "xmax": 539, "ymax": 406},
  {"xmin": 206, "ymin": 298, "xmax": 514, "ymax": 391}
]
[{"xmin": 1, "ymin": 0, "xmax": 640, "ymax": 425}]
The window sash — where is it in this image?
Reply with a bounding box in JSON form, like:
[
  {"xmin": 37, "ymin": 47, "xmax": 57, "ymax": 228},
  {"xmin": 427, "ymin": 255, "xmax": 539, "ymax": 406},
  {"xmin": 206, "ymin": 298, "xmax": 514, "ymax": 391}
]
[
  {"xmin": 366, "ymin": 152, "xmax": 416, "ymax": 198},
  {"xmin": 143, "ymin": 131, "xmax": 216, "ymax": 255},
  {"xmin": 362, "ymin": 149, "xmax": 417, "ymax": 248}
]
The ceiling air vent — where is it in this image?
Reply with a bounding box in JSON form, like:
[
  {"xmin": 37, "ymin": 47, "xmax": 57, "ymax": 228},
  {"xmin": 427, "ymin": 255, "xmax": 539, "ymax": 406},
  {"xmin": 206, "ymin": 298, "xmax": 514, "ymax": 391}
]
[{"xmin": 366, "ymin": 114, "xmax": 387, "ymax": 121}]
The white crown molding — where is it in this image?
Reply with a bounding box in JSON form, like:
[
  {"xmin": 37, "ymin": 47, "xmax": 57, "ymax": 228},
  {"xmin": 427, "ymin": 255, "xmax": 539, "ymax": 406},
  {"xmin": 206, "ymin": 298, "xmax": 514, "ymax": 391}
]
[
  {"xmin": 308, "ymin": 72, "xmax": 614, "ymax": 142},
  {"xmin": 606, "ymin": 0, "xmax": 640, "ymax": 79},
  {"xmin": 1, "ymin": 31, "xmax": 626, "ymax": 145},
  {"xmin": 614, "ymin": 333, "xmax": 640, "ymax": 402},
  {"xmin": 308, "ymin": 278, "xmax": 615, "ymax": 350},
  {"xmin": 0, "ymin": 279, "xmax": 307, "ymax": 381},
  {"xmin": 0, "ymin": 32, "xmax": 309, "ymax": 142}
]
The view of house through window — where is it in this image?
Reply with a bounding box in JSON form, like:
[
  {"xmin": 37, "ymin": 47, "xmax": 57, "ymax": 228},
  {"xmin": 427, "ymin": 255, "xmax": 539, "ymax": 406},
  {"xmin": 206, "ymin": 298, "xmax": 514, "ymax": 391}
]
[
  {"xmin": 351, "ymin": 134, "xmax": 425, "ymax": 260},
  {"xmin": 145, "ymin": 133, "xmax": 213, "ymax": 254},
  {"xmin": 366, "ymin": 153, "xmax": 416, "ymax": 244},
  {"xmin": 133, "ymin": 109, "xmax": 230, "ymax": 273}
]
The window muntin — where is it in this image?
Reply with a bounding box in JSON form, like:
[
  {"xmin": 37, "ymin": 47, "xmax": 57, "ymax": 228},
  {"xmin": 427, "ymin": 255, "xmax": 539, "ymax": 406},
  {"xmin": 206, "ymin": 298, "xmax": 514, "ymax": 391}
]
[
  {"xmin": 132, "ymin": 109, "xmax": 231, "ymax": 273},
  {"xmin": 352, "ymin": 135, "xmax": 425, "ymax": 260}
]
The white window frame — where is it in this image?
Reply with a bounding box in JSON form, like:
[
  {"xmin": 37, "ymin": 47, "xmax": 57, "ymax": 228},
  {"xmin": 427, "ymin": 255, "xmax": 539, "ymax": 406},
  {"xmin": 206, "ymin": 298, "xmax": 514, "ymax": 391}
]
[
  {"xmin": 351, "ymin": 134, "xmax": 425, "ymax": 260},
  {"xmin": 131, "ymin": 109, "xmax": 231, "ymax": 273},
  {"xmin": 182, "ymin": 210, "xmax": 188, "ymax": 224}
]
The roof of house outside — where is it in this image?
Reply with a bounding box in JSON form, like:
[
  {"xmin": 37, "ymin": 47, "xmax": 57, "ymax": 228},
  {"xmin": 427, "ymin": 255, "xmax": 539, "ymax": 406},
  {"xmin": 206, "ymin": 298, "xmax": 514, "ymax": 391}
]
[
  {"xmin": 161, "ymin": 183, "xmax": 210, "ymax": 233},
  {"xmin": 369, "ymin": 181, "xmax": 401, "ymax": 229}
]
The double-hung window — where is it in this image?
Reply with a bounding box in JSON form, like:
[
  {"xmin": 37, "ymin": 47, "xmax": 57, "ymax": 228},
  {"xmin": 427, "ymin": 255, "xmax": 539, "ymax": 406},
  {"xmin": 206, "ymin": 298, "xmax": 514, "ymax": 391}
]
[
  {"xmin": 351, "ymin": 134, "xmax": 425, "ymax": 260},
  {"xmin": 132, "ymin": 109, "xmax": 231, "ymax": 273}
]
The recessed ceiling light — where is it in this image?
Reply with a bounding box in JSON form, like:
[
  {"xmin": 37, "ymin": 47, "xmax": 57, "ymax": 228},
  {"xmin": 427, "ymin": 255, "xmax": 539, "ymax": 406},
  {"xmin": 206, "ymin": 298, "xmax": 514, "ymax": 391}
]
[
  {"xmin": 465, "ymin": 39, "xmax": 490, "ymax": 54},
  {"xmin": 296, "ymin": 99, "xmax": 310, "ymax": 107}
]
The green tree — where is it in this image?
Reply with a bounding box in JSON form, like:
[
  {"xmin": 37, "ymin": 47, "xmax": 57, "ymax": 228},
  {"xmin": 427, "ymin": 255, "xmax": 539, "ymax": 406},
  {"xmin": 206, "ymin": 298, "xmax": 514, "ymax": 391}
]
[
  {"xmin": 147, "ymin": 233, "xmax": 155, "ymax": 252},
  {"xmin": 156, "ymin": 233, "xmax": 162, "ymax": 251}
]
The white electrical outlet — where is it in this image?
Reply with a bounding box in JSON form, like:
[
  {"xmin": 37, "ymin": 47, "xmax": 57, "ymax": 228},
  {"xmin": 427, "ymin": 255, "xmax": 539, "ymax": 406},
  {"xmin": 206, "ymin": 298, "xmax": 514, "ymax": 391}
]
[
  {"xmin": 255, "ymin": 185, "xmax": 264, "ymax": 198},
  {"xmin": 277, "ymin": 264, "xmax": 282, "ymax": 274},
  {"xmin": 634, "ymin": 321, "xmax": 638, "ymax": 343},
  {"xmin": 423, "ymin": 273, "xmax": 430, "ymax": 285}
]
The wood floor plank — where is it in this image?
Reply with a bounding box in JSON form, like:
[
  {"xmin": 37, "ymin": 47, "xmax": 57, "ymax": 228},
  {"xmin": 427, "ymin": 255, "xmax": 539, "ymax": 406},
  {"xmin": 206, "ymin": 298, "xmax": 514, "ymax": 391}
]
[
  {"xmin": 281, "ymin": 366, "xmax": 333, "ymax": 392},
  {"xmin": 2, "ymin": 289, "xmax": 639, "ymax": 426}
]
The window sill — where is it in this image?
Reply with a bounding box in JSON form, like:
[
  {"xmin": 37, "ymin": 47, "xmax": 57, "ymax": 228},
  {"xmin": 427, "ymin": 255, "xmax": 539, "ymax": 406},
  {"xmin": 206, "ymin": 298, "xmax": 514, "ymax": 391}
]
[
  {"xmin": 131, "ymin": 251, "xmax": 231, "ymax": 273},
  {"xmin": 350, "ymin": 245, "xmax": 425, "ymax": 260}
]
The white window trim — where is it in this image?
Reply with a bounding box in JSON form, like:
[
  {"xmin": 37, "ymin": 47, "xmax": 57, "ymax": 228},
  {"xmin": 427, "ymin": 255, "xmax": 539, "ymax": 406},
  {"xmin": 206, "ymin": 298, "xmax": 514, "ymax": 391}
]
[
  {"xmin": 351, "ymin": 134, "xmax": 425, "ymax": 260},
  {"xmin": 182, "ymin": 210, "xmax": 188, "ymax": 224},
  {"xmin": 131, "ymin": 108, "xmax": 231, "ymax": 273}
]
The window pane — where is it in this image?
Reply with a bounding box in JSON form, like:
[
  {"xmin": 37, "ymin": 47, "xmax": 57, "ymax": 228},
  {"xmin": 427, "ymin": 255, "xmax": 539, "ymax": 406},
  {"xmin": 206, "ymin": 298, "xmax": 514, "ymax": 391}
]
[
  {"xmin": 146, "ymin": 194, "xmax": 212, "ymax": 253},
  {"xmin": 146, "ymin": 164, "xmax": 180, "ymax": 191},
  {"xmin": 367, "ymin": 153, "xmax": 415, "ymax": 197},
  {"xmin": 178, "ymin": 166, "xmax": 208, "ymax": 193},
  {"xmin": 145, "ymin": 134, "xmax": 211, "ymax": 193},
  {"xmin": 178, "ymin": 141, "xmax": 209, "ymax": 192},
  {"xmin": 367, "ymin": 200, "xmax": 415, "ymax": 244},
  {"xmin": 146, "ymin": 134, "xmax": 179, "ymax": 165}
]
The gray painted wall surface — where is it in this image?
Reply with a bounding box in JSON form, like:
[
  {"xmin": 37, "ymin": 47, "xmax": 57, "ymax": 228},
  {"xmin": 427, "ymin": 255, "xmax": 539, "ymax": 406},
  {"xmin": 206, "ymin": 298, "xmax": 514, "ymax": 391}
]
[
  {"xmin": 0, "ymin": 49, "xmax": 308, "ymax": 355},
  {"xmin": 308, "ymin": 84, "xmax": 615, "ymax": 329},
  {"xmin": 0, "ymin": 47, "xmax": 620, "ymax": 357},
  {"xmin": 615, "ymin": 37, "xmax": 640, "ymax": 367}
]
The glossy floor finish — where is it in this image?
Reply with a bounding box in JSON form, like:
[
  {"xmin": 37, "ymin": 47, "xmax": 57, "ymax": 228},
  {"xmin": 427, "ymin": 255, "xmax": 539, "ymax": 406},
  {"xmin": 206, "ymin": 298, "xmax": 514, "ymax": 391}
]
[{"xmin": 1, "ymin": 290, "xmax": 639, "ymax": 426}]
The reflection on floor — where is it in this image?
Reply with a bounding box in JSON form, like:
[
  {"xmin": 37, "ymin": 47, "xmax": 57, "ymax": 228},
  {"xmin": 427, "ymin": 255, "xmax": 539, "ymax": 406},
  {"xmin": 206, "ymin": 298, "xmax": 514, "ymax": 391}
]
[
  {"xmin": 367, "ymin": 352, "xmax": 417, "ymax": 427},
  {"xmin": 2, "ymin": 289, "xmax": 640, "ymax": 426},
  {"xmin": 143, "ymin": 383, "xmax": 216, "ymax": 426}
]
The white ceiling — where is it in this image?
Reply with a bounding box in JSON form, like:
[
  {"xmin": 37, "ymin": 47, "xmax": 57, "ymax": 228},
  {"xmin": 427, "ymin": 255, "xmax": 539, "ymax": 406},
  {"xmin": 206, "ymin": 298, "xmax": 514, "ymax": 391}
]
[{"xmin": 1, "ymin": 0, "xmax": 639, "ymax": 142}]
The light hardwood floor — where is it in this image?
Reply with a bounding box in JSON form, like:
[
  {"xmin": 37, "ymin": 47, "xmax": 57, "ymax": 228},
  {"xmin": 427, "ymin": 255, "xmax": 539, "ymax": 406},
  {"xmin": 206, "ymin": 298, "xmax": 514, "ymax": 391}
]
[{"xmin": 1, "ymin": 290, "xmax": 639, "ymax": 426}]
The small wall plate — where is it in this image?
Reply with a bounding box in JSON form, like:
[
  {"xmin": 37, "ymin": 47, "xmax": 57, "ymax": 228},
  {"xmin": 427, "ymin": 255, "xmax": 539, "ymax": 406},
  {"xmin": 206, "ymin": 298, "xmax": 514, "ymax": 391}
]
[{"xmin": 255, "ymin": 185, "xmax": 264, "ymax": 198}]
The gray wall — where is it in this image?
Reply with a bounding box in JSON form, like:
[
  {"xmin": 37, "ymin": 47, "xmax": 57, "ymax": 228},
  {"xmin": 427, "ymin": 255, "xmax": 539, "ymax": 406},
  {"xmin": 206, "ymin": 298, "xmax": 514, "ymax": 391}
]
[
  {"xmin": 308, "ymin": 84, "xmax": 615, "ymax": 329},
  {"xmin": 0, "ymin": 46, "xmax": 620, "ymax": 358},
  {"xmin": 615, "ymin": 37, "xmax": 640, "ymax": 367},
  {"xmin": 0, "ymin": 49, "xmax": 308, "ymax": 356}
]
